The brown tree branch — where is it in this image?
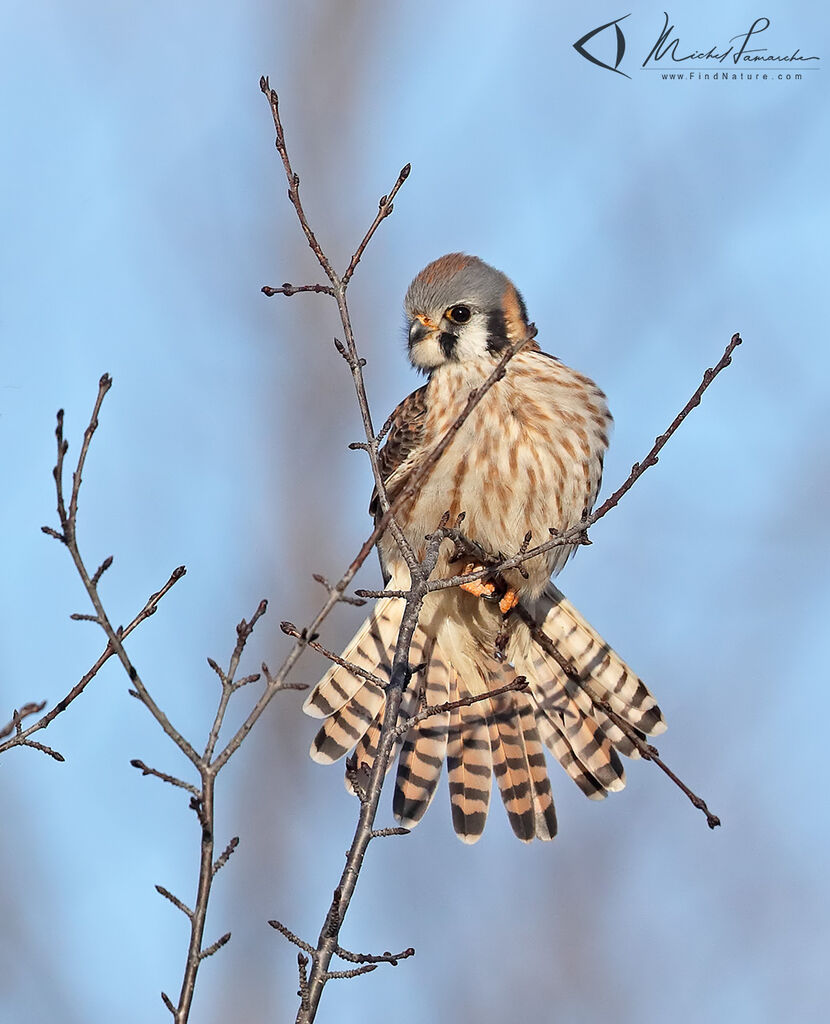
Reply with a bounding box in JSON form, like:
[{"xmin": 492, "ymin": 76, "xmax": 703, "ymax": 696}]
[
  {"xmin": 260, "ymin": 75, "xmax": 419, "ymax": 576},
  {"xmin": 394, "ymin": 677, "xmax": 529, "ymax": 738},
  {"xmin": 511, "ymin": 603, "xmax": 721, "ymax": 829},
  {"xmin": 37, "ymin": 379, "xmax": 302, "ymax": 1024},
  {"xmin": 389, "ymin": 331, "xmax": 744, "ymax": 597},
  {"xmin": 259, "ymin": 83, "xmax": 548, "ymax": 1020},
  {"xmin": 258, "ymin": 82, "xmax": 740, "ymax": 1022},
  {"xmin": 0, "ymin": 393, "xmax": 186, "ymax": 762}
]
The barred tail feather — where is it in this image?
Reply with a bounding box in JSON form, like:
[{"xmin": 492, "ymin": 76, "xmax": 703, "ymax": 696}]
[
  {"xmin": 446, "ymin": 693, "xmax": 493, "ymax": 844},
  {"xmin": 533, "ymin": 711, "xmax": 608, "ymax": 800},
  {"xmin": 526, "ymin": 647, "xmax": 626, "ymax": 793},
  {"xmin": 537, "ymin": 583, "xmax": 667, "ymax": 737},
  {"xmin": 488, "ymin": 680, "xmax": 536, "ymax": 842},
  {"xmin": 344, "ymin": 681, "xmax": 420, "ymax": 794},
  {"xmin": 303, "ymin": 597, "xmax": 403, "ymax": 720},
  {"xmin": 515, "ymin": 691, "xmax": 558, "ymax": 840},
  {"xmin": 309, "ymin": 679, "xmax": 385, "ymax": 765},
  {"xmin": 393, "ymin": 640, "xmax": 451, "ymax": 827}
]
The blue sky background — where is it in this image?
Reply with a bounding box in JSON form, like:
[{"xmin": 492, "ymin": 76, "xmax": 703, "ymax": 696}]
[{"xmin": 2, "ymin": 2, "xmax": 828, "ymax": 1022}]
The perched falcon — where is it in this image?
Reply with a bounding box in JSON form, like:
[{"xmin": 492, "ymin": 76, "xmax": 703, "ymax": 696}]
[{"xmin": 304, "ymin": 253, "xmax": 666, "ymax": 842}]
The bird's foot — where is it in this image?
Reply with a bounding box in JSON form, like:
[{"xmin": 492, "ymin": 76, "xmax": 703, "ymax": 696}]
[
  {"xmin": 459, "ymin": 565, "xmax": 519, "ymax": 616},
  {"xmin": 459, "ymin": 563, "xmax": 497, "ymax": 600}
]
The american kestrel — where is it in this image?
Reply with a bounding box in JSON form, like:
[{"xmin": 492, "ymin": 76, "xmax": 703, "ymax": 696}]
[{"xmin": 304, "ymin": 254, "xmax": 665, "ymax": 842}]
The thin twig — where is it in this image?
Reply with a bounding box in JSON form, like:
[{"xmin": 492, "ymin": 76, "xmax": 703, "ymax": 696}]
[
  {"xmin": 0, "ymin": 397, "xmax": 186, "ymax": 761},
  {"xmin": 198, "ymin": 932, "xmax": 231, "ymax": 961},
  {"xmin": 334, "ymin": 944, "xmax": 415, "ymax": 965},
  {"xmin": 268, "ymin": 920, "xmax": 318, "ymax": 956},
  {"xmin": 259, "ymin": 76, "xmax": 420, "ymax": 576},
  {"xmin": 342, "ymin": 163, "xmax": 411, "ymax": 287},
  {"xmin": 156, "ymin": 885, "xmax": 194, "ymax": 920},
  {"xmin": 420, "ymin": 332, "xmax": 744, "ymax": 594},
  {"xmin": 394, "ymin": 677, "xmax": 529, "ymax": 738},
  {"xmin": 280, "ymin": 620, "xmax": 387, "ymax": 688},
  {"xmin": 212, "ymin": 836, "xmax": 240, "ymax": 876},
  {"xmin": 513, "ymin": 603, "xmax": 721, "ymax": 829},
  {"xmin": 130, "ymin": 759, "xmax": 200, "ymax": 799},
  {"xmin": 312, "ymin": 573, "xmax": 367, "ymax": 607},
  {"xmin": 259, "ymin": 84, "xmax": 738, "ymax": 1022},
  {"xmin": 323, "ymin": 965, "xmax": 378, "ymax": 980},
  {"xmin": 262, "ymin": 282, "xmax": 334, "ymax": 297},
  {"xmin": 0, "ymin": 701, "xmax": 46, "ymax": 740},
  {"xmin": 39, "ymin": 377, "xmax": 301, "ymax": 1024}
]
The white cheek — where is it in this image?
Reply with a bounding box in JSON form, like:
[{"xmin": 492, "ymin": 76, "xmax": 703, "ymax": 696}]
[
  {"xmin": 453, "ymin": 318, "xmax": 491, "ymax": 362},
  {"xmin": 409, "ymin": 334, "xmax": 445, "ymax": 370}
]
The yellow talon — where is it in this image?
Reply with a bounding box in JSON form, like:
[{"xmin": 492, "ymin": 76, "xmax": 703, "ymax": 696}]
[{"xmin": 498, "ymin": 588, "xmax": 519, "ymax": 615}]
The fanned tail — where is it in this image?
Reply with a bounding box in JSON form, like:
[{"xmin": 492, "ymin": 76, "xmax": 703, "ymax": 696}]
[
  {"xmin": 304, "ymin": 581, "xmax": 665, "ymax": 843},
  {"xmin": 306, "ymin": 597, "xmax": 405, "ymax": 765},
  {"xmin": 534, "ymin": 583, "xmax": 666, "ymax": 737},
  {"xmin": 487, "ymin": 674, "xmax": 535, "ymax": 842},
  {"xmin": 393, "ymin": 638, "xmax": 451, "ymax": 826},
  {"xmin": 304, "ymin": 597, "xmax": 402, "ymax": 722},
  {"xmin": 517, "ymin": 582, "xmax": 666, "ymax": 799}
]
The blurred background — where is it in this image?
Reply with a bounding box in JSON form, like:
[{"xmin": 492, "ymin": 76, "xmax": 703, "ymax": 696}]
[{"xmin": 2, "ymin": 1, "xmax": 828, "ymax": 1021}]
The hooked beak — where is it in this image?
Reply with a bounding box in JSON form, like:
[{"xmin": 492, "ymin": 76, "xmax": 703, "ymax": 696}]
[{"xmin": 408, "ymin": 313, "xmax": 438, "ymax": 349}]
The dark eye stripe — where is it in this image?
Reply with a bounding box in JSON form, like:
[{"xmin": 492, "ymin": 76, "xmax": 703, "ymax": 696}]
[
  {"xmin": 485, "ymin": 309, "xmax": 509, "ymax": 354},
  {"xmin": 440, "ymin": 332, "xmax": 458, "ymax": 359}
]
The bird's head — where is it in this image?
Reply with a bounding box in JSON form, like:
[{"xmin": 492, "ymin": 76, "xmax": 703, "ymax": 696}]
[{"xmin": 404, "ymin": 253, "xmax": 531, "ymax": 372}]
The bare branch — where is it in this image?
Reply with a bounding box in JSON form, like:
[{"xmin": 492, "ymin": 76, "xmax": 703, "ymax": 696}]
[
  {"xmin": 312, "ymin": 573, "xmax": 366, "ymax": 607},
  {"xmin": 297, "ymin": 954, "xmax": 311, "ymax": 1019},
  {"xmin": 262, "ymin": 282, "xmax": 334, "ymax": 297},
  {"xmin": 421, "ymin": 332, "xmax": 744, "ymax": 596},
  {"xmin": 156, "ymin": 885, "xmax": 194, "ymax": 920},
  {"xmin": 590, "ymin": 332, "xmax": 742, "ymax": 525},
  {"xmin": 130, "ymin": 759, "xmax": 200, "ymax": 799},
  {"xmin": 38, "ymin": 379, "xmax": 307, "ymax": 1024},
  {"xmin": 259, "ymin": 77, "xmax": 419, "ymax": 576},
  {"xmin": 394, "ymin": 677, "xmax": 529, "ymax": 738},
  {"xmin": 269, "ymin": 919, "xmax": 318, "ymax": 956},
  {"xmin": 212, "ymin": 836, "xmax": 240, "ymax": 876},
  {"xmin": 0, "ymin": 701, "xmax": 46, "ymax": 740},
  {"xmin": 3, "ymin": 425, "xmax": 186, "ymax": 762},
  {"xmin": 334, "ymin": 944, "xmax": 415, "ymax": 966},
  {"xmin": 323, "ymin": 965, "xmax": 378, "ymax": 980},
  {"xmin": 598, "ymin": 701, "xmax": 721, "ymax": 829},
  {"xmin": 199, "ymin": 932, "xmax": 231, "ymax": 961},
  {"xmin": 280, "ymin": 620, "xmax": 387, "ymax": 688},
  {"xmin": 67, "ymin": 373, "xmax": 112, "ymax": 536},
  {"xmin": 259, "ymin": 77, "xmax": 337, "ymax": 281},
  {"xmin": 342, "ymin": 162, "xmax": 411, "ymax": 287},
  {"xmin": 91, "ymin": 554, "xmax": 113, "ymax": 586},
  {"xmin": 512, "ymin": 602, "xmax": 721, "ymax": 829},
  {"xmin": 18, "ymin": 737, "xmax": 65, "ymax": 762}
]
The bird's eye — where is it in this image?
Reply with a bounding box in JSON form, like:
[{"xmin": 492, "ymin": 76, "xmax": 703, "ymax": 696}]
[{"xmin": 447, "ymin": 305, "xmax": 471, "ymax": 324}]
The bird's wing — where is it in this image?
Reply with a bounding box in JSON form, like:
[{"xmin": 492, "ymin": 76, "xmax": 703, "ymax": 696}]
[
  {"xmin": 368, "ymin": 383, "xmax": 429, "ymax": 521},
  {"xmin": 369, "ymin": 383, "xmax": 429, "ymax": 583}
]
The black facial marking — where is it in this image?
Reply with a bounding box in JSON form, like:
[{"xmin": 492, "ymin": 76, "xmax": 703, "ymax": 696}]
[
  {"xmin": 515, "ymin": 289, "xmax": 529, "ymax": 325},
  {"xmin": 440, "ymin": 332, "xmax": 458, "ymax": 359},
  {"xmin": 485, "ymin": 309, "xmax": 510, "ymax": 354}
]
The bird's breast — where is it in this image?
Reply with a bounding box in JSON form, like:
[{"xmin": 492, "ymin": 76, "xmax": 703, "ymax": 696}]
[{"xmin": 380, "ymin": 352, "xmax": 610, "ymax": 597}]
